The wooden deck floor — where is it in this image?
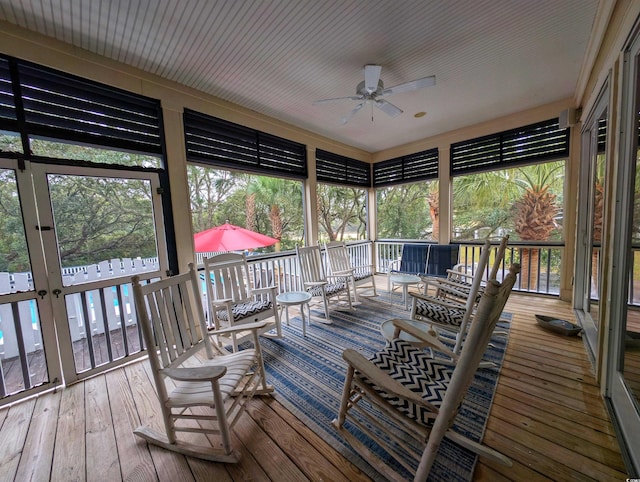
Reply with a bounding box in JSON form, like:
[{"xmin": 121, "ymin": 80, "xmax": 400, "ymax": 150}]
[{"xmin": 0, "ymin": 289, "xmax": 631, "ymax": 481}]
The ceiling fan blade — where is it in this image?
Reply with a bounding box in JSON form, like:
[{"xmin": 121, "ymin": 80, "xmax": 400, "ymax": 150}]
[
  {"xmin": 313, "ymin": 95, "xmax": 363, "ymax": 105},
  {"xmin": 382, "ymin": 75, "xmax": 436, "ymax": 96},
  {"xmin": 340, "ymin": 103, "xmax": 365, "ymax": 125},
  {"xmin": 364, "ymin": 64, "xmax": 382, "ymax": 93},
  {"xmin": 375, "ymin": 99, "xmax": 403, "ymax": 117}
]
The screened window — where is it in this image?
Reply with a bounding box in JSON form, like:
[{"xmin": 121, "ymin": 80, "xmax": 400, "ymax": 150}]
[
  {"xmin": 188, "ymin": 164, "xmax": 304, "ymax": 253},
  {"xmin": 376, "ymin": 180, "xmax": 439, "ymax": 240},
  {"xmin": 316, "ymin": 149, "xmax": 369, "ymax": 242}
]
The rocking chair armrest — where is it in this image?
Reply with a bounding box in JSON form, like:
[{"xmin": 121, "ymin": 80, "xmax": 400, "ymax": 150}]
[
  {"xmin": 390, "ymin": 319, "xmax": 458, "ymax": 360},
  {"xmin": 304, "ymin": 281, "xmax": 327, "ymax": 288},
  {"xmin": 387, "ymin": 259, "xmax": 401, "ymax": 273},
  {"xmin": 252, "ymin": 286, "xmax": 277, "ymax": 296},
  {"xmin": 208, "ymin": 320, "xmax": 270, "ymax": 336},
  {"xmin": 445, "ymin": 268, "xmax": 474, "ymax": 278},
  {"xmin": 163, "ymin": 365, "xmax": 226, "ymax": 382},
  {"xmin": 342, "ymin": 348, "xmax": 439, "ymax": 413},
  {"xmin": 410, "ymin": 292, "xmax": 465, "ymax": 310},
  {"xmin": 331, "ymin": 268, "xmax": 354, "ymax": 276},
  {"xmin": 422, "ymin": 278, "xmax": 471, "ymax": 299},
  {"xmin": 210, "ymin": 298, "xmax": 233, "ymax": 307}
]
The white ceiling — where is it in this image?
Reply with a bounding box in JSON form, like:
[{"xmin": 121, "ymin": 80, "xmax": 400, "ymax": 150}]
[{"xmin": 0, "ymin": 0, "xmax": 600, "ymax": 153}]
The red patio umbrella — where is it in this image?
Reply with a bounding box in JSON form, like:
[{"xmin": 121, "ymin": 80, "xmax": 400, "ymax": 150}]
[{"xmin": 194, "ymin": 222, "xmax": 278, "ymax": 252}]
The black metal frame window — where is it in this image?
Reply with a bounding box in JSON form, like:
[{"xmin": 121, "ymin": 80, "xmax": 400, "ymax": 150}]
[
  {"xmin": 373, "ymin": 148, "xmax": 438, "ymax": 187},
  {"xmin": 450, "ymin": 118, "xmax": 569, "ymax": 176},
  {"xmin": 184, "ymin": 109, "xmax": 307, "ymax": 179},
  {"xmin": 316, "ymin": 149, "xmax": 370, "ymax": 187}
]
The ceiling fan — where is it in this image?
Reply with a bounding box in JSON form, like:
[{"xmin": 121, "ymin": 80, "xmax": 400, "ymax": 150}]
[{"xmin": 313, "ymin": 64, "xmax": 436, "ymax": 125}]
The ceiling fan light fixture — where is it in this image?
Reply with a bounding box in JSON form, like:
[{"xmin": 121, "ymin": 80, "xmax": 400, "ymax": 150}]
[{"xmin": 414, "ymin": 111, "xmax": 427, "ymax": 118}]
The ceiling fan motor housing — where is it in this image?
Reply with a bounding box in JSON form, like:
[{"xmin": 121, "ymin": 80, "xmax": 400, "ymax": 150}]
[{"xmin": 357, "ymin": 79, "xmax": 384, "ymax": 98}]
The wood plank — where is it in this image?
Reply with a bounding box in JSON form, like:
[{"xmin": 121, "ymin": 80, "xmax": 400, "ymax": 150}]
[
  {"xmin": 491, "ymin": 391, "xmax": 621, "ymax": 452},
  {"xmin": 485, "ymin": 417, "xmax": 628, "ymax": 481},
  {"xmin": 85, "ymin": 374, "xmax": 121, "ymax": 481},
  {"xmin": 51, "ymin": 381, "xmax": 86, "ymax": 481},
  {"xmin": 0, "ymin": 398, "xmax": 36, "ymax": 481},
  {"xmin": 14, "ymin": 390, "xmax": 61, "ymax": 481},
  {"xmin": 263, "ymin": 397, "xmax": 373, "ymax": 481},
  {"xmin": 231, "ymin": 398, "xmax": 310, "ymax": 481},
  {"xmin": 490, "ymin": 404, "xmax": 626, "ymax": 471},
  {"xmin": 105, "ymin": 365, "xmax": 157, "ymax": 481},
  {"xmin": 125, "ymin": 361, "xmax": 196, "ymax": 481},
  {"xmin": 245, "ymin": 396, "xmax": 369, "ymax": 482}
]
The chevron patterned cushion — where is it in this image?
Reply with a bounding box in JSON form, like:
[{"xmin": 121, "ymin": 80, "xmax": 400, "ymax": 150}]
[
  {"xmin": 415, "ymin": 299, "xmax": 466, "ymax": 327},
  {"xmin": 364, "ymin": 339, "xmax": 453, "ymax": 426},
  {"xmin": 353, "ymin": 272, "xmax": 372, "ymax": 282},
  {"xmin": 438, "ymin": 279, "xmax": 483, "ymax": 302},
  {"xmin": 307, "ymin": 281, "xmax": 346, "ymax": 297},
  {"xmin": 217, "ymin": 299, "xmax": 272, "ymax": 321}
]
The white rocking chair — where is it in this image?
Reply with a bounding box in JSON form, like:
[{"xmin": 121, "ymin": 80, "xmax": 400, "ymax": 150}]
[
  {"xmin": 333, "ymin": 264, "xmax": 520, "ymax": 481},
  {"xmin": 296, "ymin": 245, "xmax": 353, "ymax": 322},
  {"xmin": 324, "ymin": 240, "xmax": 377, "ymax": 301},
  {"xmin": 131, "ymin": 263, "xmax": 273, "ymax": 462}
]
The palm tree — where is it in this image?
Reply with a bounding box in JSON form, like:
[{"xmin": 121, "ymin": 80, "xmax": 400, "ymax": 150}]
[
  {"xmin": 452, "ymin": 162, "xmax": 563, "ymax": 289},
  {"xmin": 511, "ymin": 162, "xmax": 563, "ymax": 289},
  {"xmin": 246, "ymin": 176, "xmax": 303, "ymax": 251}
]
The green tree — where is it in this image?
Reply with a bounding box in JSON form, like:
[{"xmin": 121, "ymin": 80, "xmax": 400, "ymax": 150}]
[
  {"xmin": 376, "ymin": 183, "xmax": 432, "ymax": 239},
  {"xmin": 317, "ymin": 184, "xmax": 366, "ymax": 242},
  {"xmin": 49, "ymin": 175, "xmax": 157, "ymax": 267}
]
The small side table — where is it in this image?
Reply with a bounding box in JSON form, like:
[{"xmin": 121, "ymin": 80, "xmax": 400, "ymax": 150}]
[
  {"xmin": 276, "ymin": 291, "xmax": 312, "ymax": 336},
  {"xmin": 389, "ymin": 274, "xmax": 421, "ymax": 310}
]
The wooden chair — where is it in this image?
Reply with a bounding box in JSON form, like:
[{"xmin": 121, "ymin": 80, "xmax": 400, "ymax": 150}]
[
  {"xmin": 296, "ymin": 245, "xmax": 353, "ymax": 321},
  {"xmin": 324, "ymin": 241, "xmax": 377, "ymax": 302},
  {"xmin": 333, "ymin": 264, "xmax": 520, "ymax": 481},
  {"xmin": 411, "ymin": 237, "xmax": 509, "ymax": 354},
  {"xmin": 203, "ymin": 253, "xmax": 281, "ymax": 352},
  {"xmin": 131, "ymin": 263, "xmax": 273, "ymax": 462}
]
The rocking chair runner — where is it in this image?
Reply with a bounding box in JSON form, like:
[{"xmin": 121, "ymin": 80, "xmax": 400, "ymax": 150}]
[
  {"xmin": 333, "ymin": 264, "xmax": 520, "ymax": 481},
  {"xmin": 131, "ymin": 263, "xmax": 273, "ymax": 462}
]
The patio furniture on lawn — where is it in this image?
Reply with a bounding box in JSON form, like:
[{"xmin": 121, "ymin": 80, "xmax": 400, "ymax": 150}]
[
  {"xmin": 324, "ymin": 241, "xmax": 377, "ymax": 301},
  {"xmin": 296, "ymin": 245, "xmax": 353, "ymax": 322},
  {"xmin": 332, "ymin": 267, "xmax": 519, "ymax": 481},
  {"xmin": 203, "ymin": 253, "xmax": 281, "ymax": 352},
  {"xmin": 276, "ymin": 291, "xmax": 312, "ymax": 336},
  {"xmin": 131, "ymin": 263, "xmax": 273, "ymax": 462}
]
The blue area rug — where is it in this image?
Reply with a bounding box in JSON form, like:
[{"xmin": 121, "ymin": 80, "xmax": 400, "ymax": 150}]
[{"xmin": 259, "ymin": 292, "xmax": 510, "ymax": 481}]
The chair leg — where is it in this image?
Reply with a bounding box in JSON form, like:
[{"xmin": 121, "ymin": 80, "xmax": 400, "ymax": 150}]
[{"xmin": 334, "ymin": 365, "xmax": 355, "ymax": 428}]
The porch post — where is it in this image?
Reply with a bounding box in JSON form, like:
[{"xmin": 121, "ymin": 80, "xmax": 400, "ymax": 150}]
[
  {"xmin": 439, "ymin": 146, "xmax": 451, "ymax": 244},
  {"xmin": 305, "ymin": 146, "xmax": 319, "ymax": 245}
]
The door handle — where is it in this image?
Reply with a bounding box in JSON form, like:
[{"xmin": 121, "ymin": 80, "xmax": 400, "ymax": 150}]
[
  {"xmin": 37, "ymin": 289, "xmax": 47, "ymax": 299},
  {"xmin": 53, "ymin": 289, "xmax": 61, "ymax": 298}
]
